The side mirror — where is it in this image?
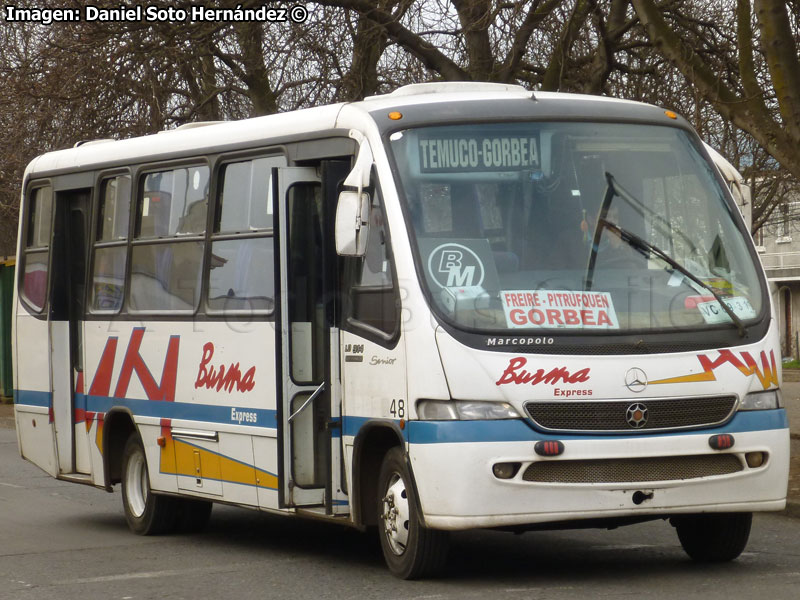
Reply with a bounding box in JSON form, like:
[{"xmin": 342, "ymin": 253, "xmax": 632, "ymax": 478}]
[{"xmin": 335, "ymin": 190, "xmax": 370, "ymax": 256}]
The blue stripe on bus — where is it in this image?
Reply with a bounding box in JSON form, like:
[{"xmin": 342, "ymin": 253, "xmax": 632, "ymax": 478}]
[
  {"xmin": 15, "ymin": 389, "xmax": 787, "ymax": 444},
  {"xmin": 13, "ymin": 389, "xmax": 50, "ymax": 408},
  {"xmin": 404, "ymin": 409, "xmax": 789, "ymax": 444},
  {"xmin": 14, "ymin": 389, "xmax": 278, "ymax": 429},
  {"xmin": 88, "ymin": 395, "xmax": 279, "ymax": 429}
]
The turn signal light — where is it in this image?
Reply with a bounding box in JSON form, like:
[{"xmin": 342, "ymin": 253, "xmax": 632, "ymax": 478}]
[
  {"xmin": 708, "ymin": 434, "xmax": 734, "ymax": 450},
  {"xmin": 535, "ymin": 441, "xmax": 564, "ymax": 456},
  {"xmin": 388, "ymin": 111, "xmax": 403, "ymax": 120}
]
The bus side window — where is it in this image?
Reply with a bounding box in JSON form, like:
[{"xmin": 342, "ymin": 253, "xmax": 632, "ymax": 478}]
[
  {"xmin": 344, "ymin": 189, "xmax": 400, "ymax": 340},
  {"xmin": 129, "ymin": 166, "xmax": 208, "ymax": 312},
  {"xmin": 90, "ymin": 175, "xmax": 130, "ymax": 312},
  {"xmin": 206, "ymin": 156, "xmax": 283, "ymax": 313},
  {"xmin": 21, "ymin": 185, "xmax": 53, "ymax": 313}
]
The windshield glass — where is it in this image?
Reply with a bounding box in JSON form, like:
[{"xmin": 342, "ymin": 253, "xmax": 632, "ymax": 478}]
[{"xmin": 388, "ymin": 122, "xmax": 764, "ymax": 334}]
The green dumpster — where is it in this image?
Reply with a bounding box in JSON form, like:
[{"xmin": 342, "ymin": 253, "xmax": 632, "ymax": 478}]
[{"xmin": 0, "ymin": 258, "xmax": 14, "ymax": 400}]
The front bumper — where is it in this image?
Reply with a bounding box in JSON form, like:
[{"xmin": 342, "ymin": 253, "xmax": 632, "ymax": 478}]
[{"xmin": 407, "ymin": 410, "xmax": 790, "ymax": 530}]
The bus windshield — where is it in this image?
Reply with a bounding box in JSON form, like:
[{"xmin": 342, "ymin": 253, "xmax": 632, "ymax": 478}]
[{"xmin": 388, "ymin": 122, "xmax": 764, "ymax": 334}]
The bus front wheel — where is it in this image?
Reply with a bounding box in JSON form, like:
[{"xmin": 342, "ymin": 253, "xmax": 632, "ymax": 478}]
[
  {"xmin": 377, "ymin": 447, "xmax": 449, "ymax": 579},
  {"xmin": 672, "ymin": 512, "xmax": 752, "ymax": 562},
  {"xmin": 121, "ymin": 433, "xmax": 177, "ymax": 535}
]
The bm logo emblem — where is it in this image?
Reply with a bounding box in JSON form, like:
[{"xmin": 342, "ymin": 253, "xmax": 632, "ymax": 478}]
[{"xmin": 427, "ymin": 243, "xmax": 485, "ymax": 289}]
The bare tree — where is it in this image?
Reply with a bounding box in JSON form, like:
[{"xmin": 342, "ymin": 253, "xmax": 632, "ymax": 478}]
[
  {"xmin": 4, "ymin": 0, "xmax": 800, "ymax": 253},
  {"xmin": 632, "ymin": 0, "xmax": 800, "ymax": 183}
]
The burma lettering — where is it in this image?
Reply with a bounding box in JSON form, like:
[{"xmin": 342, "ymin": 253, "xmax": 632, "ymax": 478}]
[
  {"xmin": 496, "ymin": 357, "xmax": 590, "ymax": 386},
  {"xmin": 195, "ymin": 342, "xmax": 256, "ymax": 393}
]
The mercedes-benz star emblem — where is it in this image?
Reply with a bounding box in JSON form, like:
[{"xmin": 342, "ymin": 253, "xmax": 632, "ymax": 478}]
[
  {"xmin": 626, "ymin": 403, "xmax": 649, "ymax": 428},
  {"xmin": 625, "ymin": 367, "xmax": 648, "ymax": 393}
]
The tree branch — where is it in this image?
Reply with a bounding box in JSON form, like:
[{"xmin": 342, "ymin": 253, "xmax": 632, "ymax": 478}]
[
  {"xmin": 632, "ymin": 0, "xmax": 800, "ymax": 182},
  {"xmin": 541, "ymin": 0, "xmax": 593, "ymax": 91},
  {"xmin": 497, "ymin": 0, "xmax": 563, "ymax": 83},
  {"xmin": 312, "ymin": 0, "xmax": 469, "ymax": 80},
  {"xmin": 754, "ymin": 0, "xmax": 800, "ymax": 140}
]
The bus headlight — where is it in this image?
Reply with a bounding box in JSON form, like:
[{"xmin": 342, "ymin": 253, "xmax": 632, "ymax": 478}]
[
  {"xmin": 417, "ymin": 400, "xmax": 521, "ymax": 420},
  {"xmin": 739, "ymin": 390, "xmax": 783, "ymax": 411}
]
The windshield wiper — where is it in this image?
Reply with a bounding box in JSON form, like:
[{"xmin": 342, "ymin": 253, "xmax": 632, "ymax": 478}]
[{"xmin": 585, "ymin": 173, "xmax": 746, "ymax": 337}]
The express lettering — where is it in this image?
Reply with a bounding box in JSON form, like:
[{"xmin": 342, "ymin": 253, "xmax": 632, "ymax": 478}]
[
  {"xmin": 496, "ymin": 357, "xmax": 590, "ymax": 386},
  {"xmin": 231, "ymin": 408, "xmax": 258, "ymax": 424},
  {"xmin": 195, "ymin": 342, "xmax": 256, "ymax": 393},
  {"xmin": 554, "ymin": 388, "xmax": 593, "ymax": 397}
]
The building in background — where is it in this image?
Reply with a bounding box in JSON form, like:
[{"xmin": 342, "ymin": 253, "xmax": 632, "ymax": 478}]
[{"xmin": 756, "ymin": 197, "xmax": 800, "ymax": 359}]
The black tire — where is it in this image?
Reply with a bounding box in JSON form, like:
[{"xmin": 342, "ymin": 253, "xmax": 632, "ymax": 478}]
[
  {"xmin": 121, "ymin": 433, "xmax": 177, "ymax": 535},
  {"xmin": 175, "ymin": 499, "xmax": 213, "ymax": 533},
  {"xmin": 673, "ymin": 512, "xmax": 752, "ymax": 562},
  {"xmin": 377, "ymin": 447, "xmax": 449, "ymax": 579}
]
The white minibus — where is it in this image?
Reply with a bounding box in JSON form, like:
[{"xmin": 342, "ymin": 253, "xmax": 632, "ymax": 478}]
[{"xmin": 14, "ymin": 83, "xmax": 788, "ymax": 578}]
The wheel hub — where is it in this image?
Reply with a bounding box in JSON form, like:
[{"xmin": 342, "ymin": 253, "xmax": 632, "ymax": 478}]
[
  {"xmin": 125, "ymin": 450, "xmax": 148, "ymax": 518},
  {"xmin": 381, "ymin": 473, "xmax": 410, "ymax": 555}
]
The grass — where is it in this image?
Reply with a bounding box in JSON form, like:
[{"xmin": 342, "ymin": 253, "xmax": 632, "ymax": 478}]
[{"xmin": 783, "ymin": 360, "xmax": 800, "ymax": 369}]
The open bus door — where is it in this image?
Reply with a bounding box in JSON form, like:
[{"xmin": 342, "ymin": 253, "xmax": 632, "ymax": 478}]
[
  {"xmin": 50, "ymin": 189, "xmax": 92, "ymax": 476},
  {"xmin": 15, "ymin": 185, "xmax": 91, "ymax": 478},
  {"xmin": 275, "ymin": 166, "xmax": 336, "ymax": 508}
]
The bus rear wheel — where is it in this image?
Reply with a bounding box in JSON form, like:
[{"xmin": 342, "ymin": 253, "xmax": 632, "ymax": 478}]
[
  {"xmin": 377, "ymin": 447, "xmax": 449, "ymax": 579},
  {"xmin": 672, "ymin": 512, "xmax": 752, "ymax": 562},
  {"xmin": 121, "ymin": 433, "xmax": 177, "ymax": 535}
]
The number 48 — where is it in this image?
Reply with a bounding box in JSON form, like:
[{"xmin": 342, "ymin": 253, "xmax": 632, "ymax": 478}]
[{"xmin": 390, "ymin": 399, "xmax": 405, "ymax": 418}]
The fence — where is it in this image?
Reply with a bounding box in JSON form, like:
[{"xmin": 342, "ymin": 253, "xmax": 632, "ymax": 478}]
[{"xmin": 760, "ymin": 251, "xmax": 800, "ymax": 270}]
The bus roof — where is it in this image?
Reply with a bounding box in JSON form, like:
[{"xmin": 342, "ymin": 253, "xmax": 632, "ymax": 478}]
[{"xmin": 24, "ymin": 83, "xmax": 686, "ymax": 179}]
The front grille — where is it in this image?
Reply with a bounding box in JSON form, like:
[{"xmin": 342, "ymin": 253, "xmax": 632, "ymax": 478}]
[
  {"xmin": 524, "ymin": 396, "xmax": 737, "ymax": 433},
  {"xmin": 522, "ymin": 454, "xmax": 743, "ymax": 484}
]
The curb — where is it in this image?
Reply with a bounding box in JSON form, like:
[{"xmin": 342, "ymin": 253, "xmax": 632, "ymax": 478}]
[{"xmin": 782, "ymin": 368, "xmax": 800, "ymax": 382}]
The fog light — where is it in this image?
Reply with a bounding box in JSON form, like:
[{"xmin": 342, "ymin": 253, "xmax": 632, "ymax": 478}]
[
  {"xmin": 745, "ymin": 452, "xmax": 766, "ymax": 468},
  {"xmin": 492, "ymin": 462, "xmax": 521, "ymax": 479}
]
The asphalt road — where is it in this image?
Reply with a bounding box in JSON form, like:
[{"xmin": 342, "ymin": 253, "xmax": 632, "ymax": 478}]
[{"xmin": 2, "ymin": 427, "xmax": 800, "ymax": 600}]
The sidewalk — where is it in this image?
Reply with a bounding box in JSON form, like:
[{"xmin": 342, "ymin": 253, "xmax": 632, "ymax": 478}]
[
  {"xmin": 777, "ymin": 377, "xmax": 800, "ymax": 518},
  {"xmin": 2, "ymin": 390, "xmax": 800, "ymax": 516},
  {"xmin": 0, "ymin": 399, "xmax": 14, "ymax": 429}
]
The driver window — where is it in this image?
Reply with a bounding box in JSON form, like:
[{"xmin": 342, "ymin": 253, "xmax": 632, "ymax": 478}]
[{"xmin": 345, "ymin": 189, "xmax": 399, "ymax": 339}]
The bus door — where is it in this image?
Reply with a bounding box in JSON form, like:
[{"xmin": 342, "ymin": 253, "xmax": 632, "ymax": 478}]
[
  {"xmin": 50, "ymin": 189, "xmax": 91, "ymax": 475},
  {"xmin": 276, "ymin": 167, "xmax": 335, "ymax": 508}
]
